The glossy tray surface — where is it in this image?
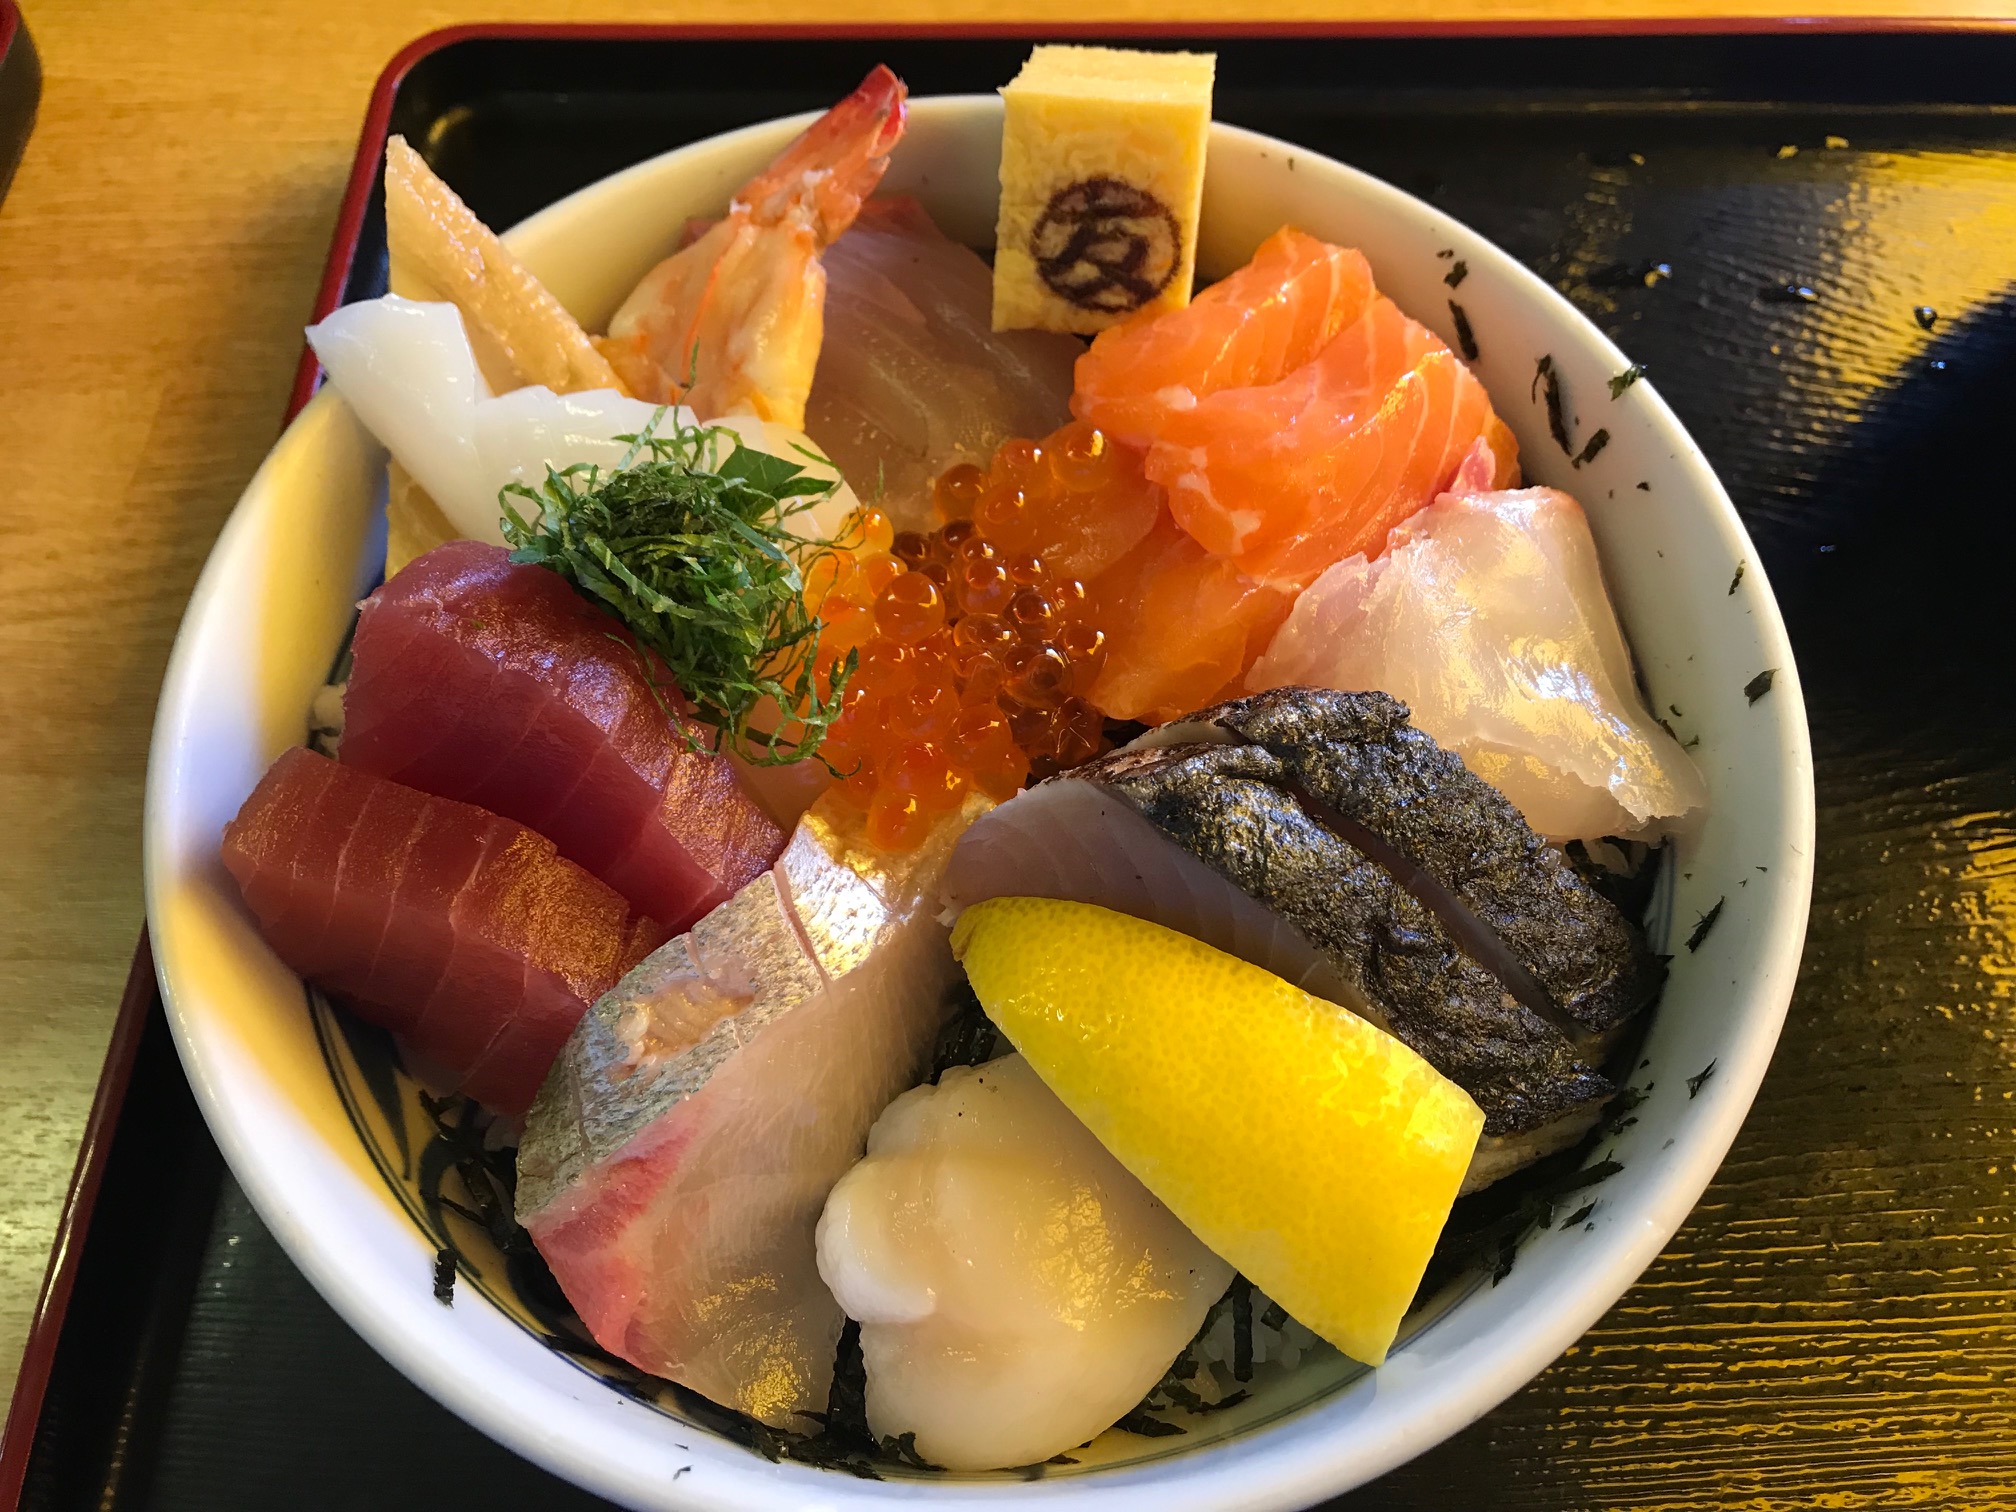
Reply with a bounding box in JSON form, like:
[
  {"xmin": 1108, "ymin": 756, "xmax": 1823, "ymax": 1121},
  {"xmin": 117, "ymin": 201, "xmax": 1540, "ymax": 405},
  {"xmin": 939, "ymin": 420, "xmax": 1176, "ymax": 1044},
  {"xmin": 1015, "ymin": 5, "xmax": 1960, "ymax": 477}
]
[{"xmin": 17, "ymin": 24, "xmax": 2016, "ymax": 1511}]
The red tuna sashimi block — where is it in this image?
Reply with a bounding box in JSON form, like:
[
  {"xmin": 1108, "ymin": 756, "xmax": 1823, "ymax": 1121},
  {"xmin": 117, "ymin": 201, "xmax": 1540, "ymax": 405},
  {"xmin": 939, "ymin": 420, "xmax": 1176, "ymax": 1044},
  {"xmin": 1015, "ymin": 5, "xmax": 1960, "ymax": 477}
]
[
  {"xmin": 221, "ymin": 747, "xmax": 668, "ymax": 1116},
  {"xmin": 341, "ymin": 540, "xmax": 785, "ymax": 933}
]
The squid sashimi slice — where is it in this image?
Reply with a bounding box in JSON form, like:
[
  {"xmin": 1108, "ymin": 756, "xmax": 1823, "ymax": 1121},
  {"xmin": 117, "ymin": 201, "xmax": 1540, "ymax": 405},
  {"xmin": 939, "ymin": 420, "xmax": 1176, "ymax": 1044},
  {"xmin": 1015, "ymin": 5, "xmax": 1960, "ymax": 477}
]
[
  {"xmin": 305, "ymin": 296, "xmax": 861, "ymax": 552},
  {"xmin": 516, "ymin": 794, "xmax": 987, "ymax": 1428},
  {"xmin": 1084, "ymin": 517, "xmax": 1295, "ymax": 724},
  {"xmin": 221, "ymin": 747, "xmax": 667, "ymax": 1117},
  {"xmin": 802, "ymin": 196, "xmax": 1082, "ymax": 534},
  {"xmin": 1248, "ymin": 486, "xmax": 1708, "ymax": 842},
  {"xmin": 342, "ymin": 540, "xmax": 785, "ymax": 933},
  {"xmin": 1072, "ymin": 226, "xmax": 1377, "ymax": 444}
]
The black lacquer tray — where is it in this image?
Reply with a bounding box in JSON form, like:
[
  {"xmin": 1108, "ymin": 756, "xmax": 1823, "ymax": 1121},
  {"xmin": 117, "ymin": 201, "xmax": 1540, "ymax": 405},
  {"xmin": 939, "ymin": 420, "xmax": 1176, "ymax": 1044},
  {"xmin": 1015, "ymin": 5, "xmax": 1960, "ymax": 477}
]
[{"xmin": 9, "ymin": 21, "xmax": 2016, "ymax": 1511}]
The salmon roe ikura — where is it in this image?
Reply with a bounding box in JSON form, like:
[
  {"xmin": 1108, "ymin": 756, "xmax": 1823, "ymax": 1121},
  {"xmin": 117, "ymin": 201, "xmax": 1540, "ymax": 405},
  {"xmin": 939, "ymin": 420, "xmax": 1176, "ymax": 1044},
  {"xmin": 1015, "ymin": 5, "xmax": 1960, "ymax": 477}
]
[{"xmin": 805, "ymin": 429, "xmax": 1123, "ymax": 852}]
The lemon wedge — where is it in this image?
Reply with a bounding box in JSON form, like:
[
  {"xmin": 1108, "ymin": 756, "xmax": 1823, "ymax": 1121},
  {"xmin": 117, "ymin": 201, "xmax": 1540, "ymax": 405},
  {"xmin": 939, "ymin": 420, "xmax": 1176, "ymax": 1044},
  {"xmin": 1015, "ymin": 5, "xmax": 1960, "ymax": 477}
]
[{"xmin": 951, "ymin": 896, "xmax": 1484, "ymax": 1365}]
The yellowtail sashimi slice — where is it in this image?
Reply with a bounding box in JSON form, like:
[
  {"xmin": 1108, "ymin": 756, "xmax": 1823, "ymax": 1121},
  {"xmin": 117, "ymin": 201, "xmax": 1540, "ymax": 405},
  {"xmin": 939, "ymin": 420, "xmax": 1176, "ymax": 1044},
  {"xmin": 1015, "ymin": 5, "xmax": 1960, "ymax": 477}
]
[{"xmin": 951, "ymin": 896, "xmax": 1483, "ymax": 1365}]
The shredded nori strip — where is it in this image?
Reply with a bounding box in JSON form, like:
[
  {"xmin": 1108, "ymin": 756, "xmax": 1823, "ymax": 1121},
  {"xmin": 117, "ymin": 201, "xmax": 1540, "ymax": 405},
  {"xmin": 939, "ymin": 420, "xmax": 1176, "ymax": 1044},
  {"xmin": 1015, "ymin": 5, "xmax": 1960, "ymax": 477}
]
[
  {"xmin": 929, "ymin": 985, "xmax": 1000, "ymax": 1080},
  {"xmin": 1422, "ymin": 1155, "xmax": 1625, "ymax": 1293},
  {"xmin": 1688, "ymin": 1060, "xmax": 1719, "ymax": 1098},
  {"xmin": 1573, "ymin": 428, "xmax": 1611, "ymax": 468},
  {"xmin": 1261, "ymin": 1300, "xmax": 1289, "ymax": 1332},
  {"xmin": 1533, "ymin": 355, "xmax": 1572, "ymax": 455},
  {"xmin": 1745, "ymin": 668, "xmax": 1778, "ymax": 703},
  {"xmin": 1444, "ymin": 259, "xmax": 1469, "ymax": 289},
  {"xmin": 1636, "ymin": 480, "xmax": 1651, "ymax": 491},
  {"xmin": 1449, "ymin": 300, "xmax": 1479, "ymax": 361},
  {"xmin": 1729, "ymin": 560, "xmax": 1747, "ymax": 595},
  {"xmin": 432, "ymin": 1247, "xmax": 457, "ymax": 1305},
  {"xmin": 1563, "ymin": 1202, "xmax": 1597, "ymax": 1228},
  {"xmin": 1115, "ymin": 1410, "xmax": 1186, "ymax": 1439},
  {"xmin": 1608, "ymin": 364, "xmax": 1647, "ymax": 398},
  {"xmin": 1230, "ymin": 1277, "xmax": 1255, "ymax": 1382},
  {"xmin": 824, "ymin": 1320, "xmax": 872, "ymax": 1446},
  {"xmin": 1685, "ymin": 898, "xmax": 1726, "ymax": 952},
  {"xmin": 1436, "ymin": 247, "xmax": 1455, "ymax": 259}
]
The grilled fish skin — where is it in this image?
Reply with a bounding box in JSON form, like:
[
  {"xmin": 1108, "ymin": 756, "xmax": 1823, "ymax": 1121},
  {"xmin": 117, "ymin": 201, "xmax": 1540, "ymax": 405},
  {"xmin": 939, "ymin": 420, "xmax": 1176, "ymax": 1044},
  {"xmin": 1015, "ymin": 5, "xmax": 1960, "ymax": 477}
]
[
  {"xmin": 1084, "ymin": 739, "xmax": 1612, "ymax": 1139},
  {"xmin": 1160, "ymin": 688, "xmax": 1666, "ymax": 1035}
]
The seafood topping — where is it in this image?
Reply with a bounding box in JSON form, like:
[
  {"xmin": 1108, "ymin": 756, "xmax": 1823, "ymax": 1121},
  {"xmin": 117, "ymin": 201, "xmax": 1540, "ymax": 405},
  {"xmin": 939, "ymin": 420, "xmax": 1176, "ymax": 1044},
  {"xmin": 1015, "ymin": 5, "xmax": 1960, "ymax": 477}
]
[
  {"xmin": 816, "ymin": 1053, "xmax": 1232, "ymax": 1470},
  {"xmin": 943, "ymin": 687, "xmax": 1661, "ymax": 1182},
  {"xmin": 1249, "ymin": 484, "xmax": 1708, "ymax": 842},
  {"xmin": 599, "ymin": 65, "xmax": 909, "ymax": 427},
  {"xmin": 803, "ymin": 196, "xmax": 1081, "ymax": 535},
  {"xmin": 516, "ymin": 795, "xmax": 988, "ymax": 1428},
  {"xmin": 342, "ymin": 541, "xmax": 786, "ymax": 933},
  {"xmin": 221, "ymin": 748, "xmax": 667, "ymax": 1117}
]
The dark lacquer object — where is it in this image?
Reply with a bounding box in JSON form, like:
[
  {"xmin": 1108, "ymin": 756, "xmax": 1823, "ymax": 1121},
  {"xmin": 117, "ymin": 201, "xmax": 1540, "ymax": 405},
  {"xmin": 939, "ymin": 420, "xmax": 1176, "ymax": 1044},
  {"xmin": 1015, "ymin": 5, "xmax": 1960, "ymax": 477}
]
[
  {"xmin": 0, "ymin": 0, "xmax": 38, "ymax": 209},
  {"xmin": 7, "ymin": 22, "xmax": 2016, "ymax": 1512}
]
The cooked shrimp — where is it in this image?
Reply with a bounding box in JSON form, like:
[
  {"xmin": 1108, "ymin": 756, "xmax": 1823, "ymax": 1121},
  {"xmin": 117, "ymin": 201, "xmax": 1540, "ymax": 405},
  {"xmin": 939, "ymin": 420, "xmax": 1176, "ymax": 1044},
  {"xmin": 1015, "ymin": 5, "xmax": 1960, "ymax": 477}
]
[{"xmin": 597, "ymin": 66, "xmax": 908, "ymax": 430}]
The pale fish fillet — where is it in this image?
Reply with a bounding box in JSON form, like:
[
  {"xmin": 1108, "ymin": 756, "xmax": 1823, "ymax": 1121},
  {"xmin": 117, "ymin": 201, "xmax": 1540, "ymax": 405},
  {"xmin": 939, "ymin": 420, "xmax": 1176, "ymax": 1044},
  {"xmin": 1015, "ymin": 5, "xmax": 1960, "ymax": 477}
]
[
  {"xmin": 803, "ymin": 198, "xmax": 1081, "ymax": 533},
  {"xmin": 1248, "ymin": 486, "xmax": 1708, "ymax": 843},
  {"xmin": 516, "ymin": 793, "xmax": 990, "ymax": 1426}
]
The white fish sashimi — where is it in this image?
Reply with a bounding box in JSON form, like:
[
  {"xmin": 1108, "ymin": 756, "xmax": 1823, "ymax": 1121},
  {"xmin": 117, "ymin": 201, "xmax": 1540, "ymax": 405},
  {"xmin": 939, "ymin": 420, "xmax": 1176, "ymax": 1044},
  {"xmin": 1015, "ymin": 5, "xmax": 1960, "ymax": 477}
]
[
  {"xmin": 1248, "ymin": 486, "xmax": 1707, "ymax": 843},
  {"xmin": 515, "ymin": 794, "xmax": 988, "ymax": 1427},
  {"xmin": 307, "ymin": 295, "xmax": 859, "ymax": 547},
  {"xmin": 803, "ymin": 198, "xmax": 1082, "ymax": 533},
  {"xmin": 816, "ymin": 1053, "xmax": 1232, "ymax": 1471}
]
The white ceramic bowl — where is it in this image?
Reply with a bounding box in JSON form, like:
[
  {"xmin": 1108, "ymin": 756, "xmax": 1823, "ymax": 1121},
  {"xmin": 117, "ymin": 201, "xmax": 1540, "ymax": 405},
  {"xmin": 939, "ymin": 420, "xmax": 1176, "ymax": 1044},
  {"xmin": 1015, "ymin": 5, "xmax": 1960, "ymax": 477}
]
[{"xmin": 145, "ymin": 96, "xmax": 1814, "ymax": 1511}]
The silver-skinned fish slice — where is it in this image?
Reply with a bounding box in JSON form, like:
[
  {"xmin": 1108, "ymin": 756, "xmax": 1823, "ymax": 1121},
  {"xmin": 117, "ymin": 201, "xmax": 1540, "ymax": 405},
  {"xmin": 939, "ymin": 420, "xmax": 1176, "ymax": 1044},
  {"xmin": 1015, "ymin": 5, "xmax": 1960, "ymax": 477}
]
[
  {"xmin": 942, "ymin": 689, "xmax": 1656, "ymax": 1187},
  {"xmin": 517, "ymin": 793, "xmax": 988, "ymax": 1426}
]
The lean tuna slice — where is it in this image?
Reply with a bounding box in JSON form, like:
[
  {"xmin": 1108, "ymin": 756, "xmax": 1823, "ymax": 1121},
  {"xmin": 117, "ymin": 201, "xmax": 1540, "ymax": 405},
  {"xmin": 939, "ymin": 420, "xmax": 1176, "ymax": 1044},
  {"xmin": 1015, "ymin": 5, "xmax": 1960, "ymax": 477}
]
[
  {"xmin": 802, "ymin": 196, "xmax": 1081, "ymax": 533},
  {"xmin": 341, "ymin": 540, "xmax": 786, "ymax": 933},
  {"xmin": 516, "ymin": 791, "xmax": 989, "ymax": 1426},
  {"xmin": 941, "ymin": 688, "xmax": 1663, "ymax": 1190},
  {"xmin": 221, "ymin": 747, "xmax": 668, "ymax": 1116}
]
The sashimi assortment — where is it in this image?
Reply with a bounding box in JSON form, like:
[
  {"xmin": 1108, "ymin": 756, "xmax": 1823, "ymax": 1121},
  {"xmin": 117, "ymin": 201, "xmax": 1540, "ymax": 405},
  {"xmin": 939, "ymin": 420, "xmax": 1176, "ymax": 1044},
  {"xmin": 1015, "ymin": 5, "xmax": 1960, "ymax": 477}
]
[{"xmin": 219, "ymin": 46, "xmax": 1709, "ymax": 1474}]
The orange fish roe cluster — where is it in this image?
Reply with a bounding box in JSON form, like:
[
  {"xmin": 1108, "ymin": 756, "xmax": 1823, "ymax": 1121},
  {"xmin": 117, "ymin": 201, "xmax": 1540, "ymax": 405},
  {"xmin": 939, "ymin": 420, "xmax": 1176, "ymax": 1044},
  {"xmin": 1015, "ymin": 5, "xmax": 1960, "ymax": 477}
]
[{"xmin": 805, "ymin": 440, "xmax": 1124, "ymax": 852}]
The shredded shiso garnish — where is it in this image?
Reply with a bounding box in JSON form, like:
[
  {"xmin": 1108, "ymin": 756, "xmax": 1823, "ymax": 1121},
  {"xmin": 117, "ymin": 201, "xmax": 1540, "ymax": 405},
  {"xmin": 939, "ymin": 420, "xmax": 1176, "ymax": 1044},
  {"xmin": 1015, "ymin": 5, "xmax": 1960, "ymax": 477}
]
[{"xmin": 500, "ymin": 408, "xmax": 859, "ymax": 768}]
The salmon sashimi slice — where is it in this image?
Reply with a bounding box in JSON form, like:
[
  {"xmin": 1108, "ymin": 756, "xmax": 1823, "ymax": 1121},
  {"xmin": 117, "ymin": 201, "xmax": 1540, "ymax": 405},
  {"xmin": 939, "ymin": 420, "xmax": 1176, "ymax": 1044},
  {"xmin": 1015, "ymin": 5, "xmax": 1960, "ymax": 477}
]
[
  {"xmin": 221, "ymin": 748, "xmax": 667, "ymax": 1117},
  {"xmin": 1085, "ymin": 517, "xmax": 1295, "ymax": 725},
  {"xmin": 516, "ymin": 794, "xmax": 988, "ymax": 1426},
  {"xmin": 1071, "ymin": 227, "xmax": 1376, "ymax": 445},
  {"xmin": 342, "ymin": 541, "xmax": 786, "ymax": 933}
]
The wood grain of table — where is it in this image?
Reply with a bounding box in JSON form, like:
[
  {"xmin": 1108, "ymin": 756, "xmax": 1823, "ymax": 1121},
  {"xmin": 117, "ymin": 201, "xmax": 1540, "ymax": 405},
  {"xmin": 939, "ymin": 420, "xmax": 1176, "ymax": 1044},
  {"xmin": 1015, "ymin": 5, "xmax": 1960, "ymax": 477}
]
[{"xmin": 0, "ymin": 0, "xmax": 2008, "ymax": 1449}]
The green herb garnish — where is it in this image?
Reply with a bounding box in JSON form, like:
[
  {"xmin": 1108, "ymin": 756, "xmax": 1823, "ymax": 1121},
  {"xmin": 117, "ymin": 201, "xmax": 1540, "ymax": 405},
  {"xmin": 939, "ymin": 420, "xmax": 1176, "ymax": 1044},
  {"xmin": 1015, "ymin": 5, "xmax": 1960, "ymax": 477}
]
[{"xmin": 500, "ymin": 408, "xmax": 857, "ymax": 767}]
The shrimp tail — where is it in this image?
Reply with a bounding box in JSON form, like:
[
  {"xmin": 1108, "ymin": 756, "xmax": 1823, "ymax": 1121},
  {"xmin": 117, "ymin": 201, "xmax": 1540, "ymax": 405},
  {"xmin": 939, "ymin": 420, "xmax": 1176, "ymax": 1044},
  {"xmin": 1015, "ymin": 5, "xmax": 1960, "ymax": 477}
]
[{"xmin": 738, "ymin": 64, "xmax": 909, "ymax": 241}]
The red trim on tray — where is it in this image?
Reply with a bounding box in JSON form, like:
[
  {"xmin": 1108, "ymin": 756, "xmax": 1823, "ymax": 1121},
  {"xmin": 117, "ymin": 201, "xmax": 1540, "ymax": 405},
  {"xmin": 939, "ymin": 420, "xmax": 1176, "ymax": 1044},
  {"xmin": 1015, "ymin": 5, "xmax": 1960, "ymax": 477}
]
[
  {"xmin": 0, "ymin": 1, "xmax": 17, "ymax": 65},
  {"xmin": 0, "ymin": 939, "xmax": 160, "ymax": 1508}
]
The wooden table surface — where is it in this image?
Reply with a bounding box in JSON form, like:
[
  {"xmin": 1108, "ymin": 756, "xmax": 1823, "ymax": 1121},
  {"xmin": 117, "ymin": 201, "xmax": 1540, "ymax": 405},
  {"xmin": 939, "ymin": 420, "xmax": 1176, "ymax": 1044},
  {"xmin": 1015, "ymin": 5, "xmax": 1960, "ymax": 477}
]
[{"xmin": 0, "ymin": 0, "xmax": 2008, "ymax": 1445}]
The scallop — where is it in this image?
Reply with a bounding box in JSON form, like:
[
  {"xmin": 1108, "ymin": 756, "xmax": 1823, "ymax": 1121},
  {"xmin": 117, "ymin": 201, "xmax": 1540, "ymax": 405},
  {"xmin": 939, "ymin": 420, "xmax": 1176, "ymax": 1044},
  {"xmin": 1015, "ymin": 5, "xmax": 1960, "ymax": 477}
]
[{"xmin": 815, "ymin": 1053, "xmax": 1232, "ymax": 1471}]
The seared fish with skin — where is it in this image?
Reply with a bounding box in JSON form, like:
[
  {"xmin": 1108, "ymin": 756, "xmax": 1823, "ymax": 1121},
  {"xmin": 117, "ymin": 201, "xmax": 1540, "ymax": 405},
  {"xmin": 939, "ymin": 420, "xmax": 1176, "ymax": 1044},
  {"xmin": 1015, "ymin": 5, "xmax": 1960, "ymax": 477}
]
[
  {"xmin": 941, "ymin": 689, "xmax": 1659, "ymax": 1188},
  {"xmin": 517, "ymin": 793, "xmax": 988, "ymax": 1427}
]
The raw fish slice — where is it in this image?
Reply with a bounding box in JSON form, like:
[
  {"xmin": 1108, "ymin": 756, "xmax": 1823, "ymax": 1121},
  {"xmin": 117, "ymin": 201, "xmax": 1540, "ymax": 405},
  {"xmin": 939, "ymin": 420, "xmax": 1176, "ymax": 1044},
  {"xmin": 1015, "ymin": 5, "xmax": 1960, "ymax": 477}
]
[
  {"xmin": 1084, "ymin": 517, "xmax": 1294, "ymax": 724},
  {"xmin": 342, "ymin": 541, "xmax": 785, "ymax": 932},
  {"xmin": 1145, "ymin": 295, "xmax": 1439, "ymax": 558},
  {"xmin": 221, "ymin": 748, "xmax": 666, "ymax": 1117},
  {"xmin": 1249, "ymin": 488, "xmax": 1709, "ymax": 843},
  {"xmin": 517, "ymin": 795, "xmax": 988, "ymax": 1426},
  {"xmin": 948, "ymin": 737, "xmax": 1608, "ymax": 1140},
  {"xmin": 383, "ymin": 135, "xmax": 626, "ymax": 397},
  {"xmin": 1072, "ymin": 227, "xmax": 1376, "ymax": 444},
  {"xmin": 802, "ymin": 197, "xmax": 1082, "ymax": 533},
  {"xmin": 940, "ymin": 779, "xmax": 1351, "ymax": 1003}
]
